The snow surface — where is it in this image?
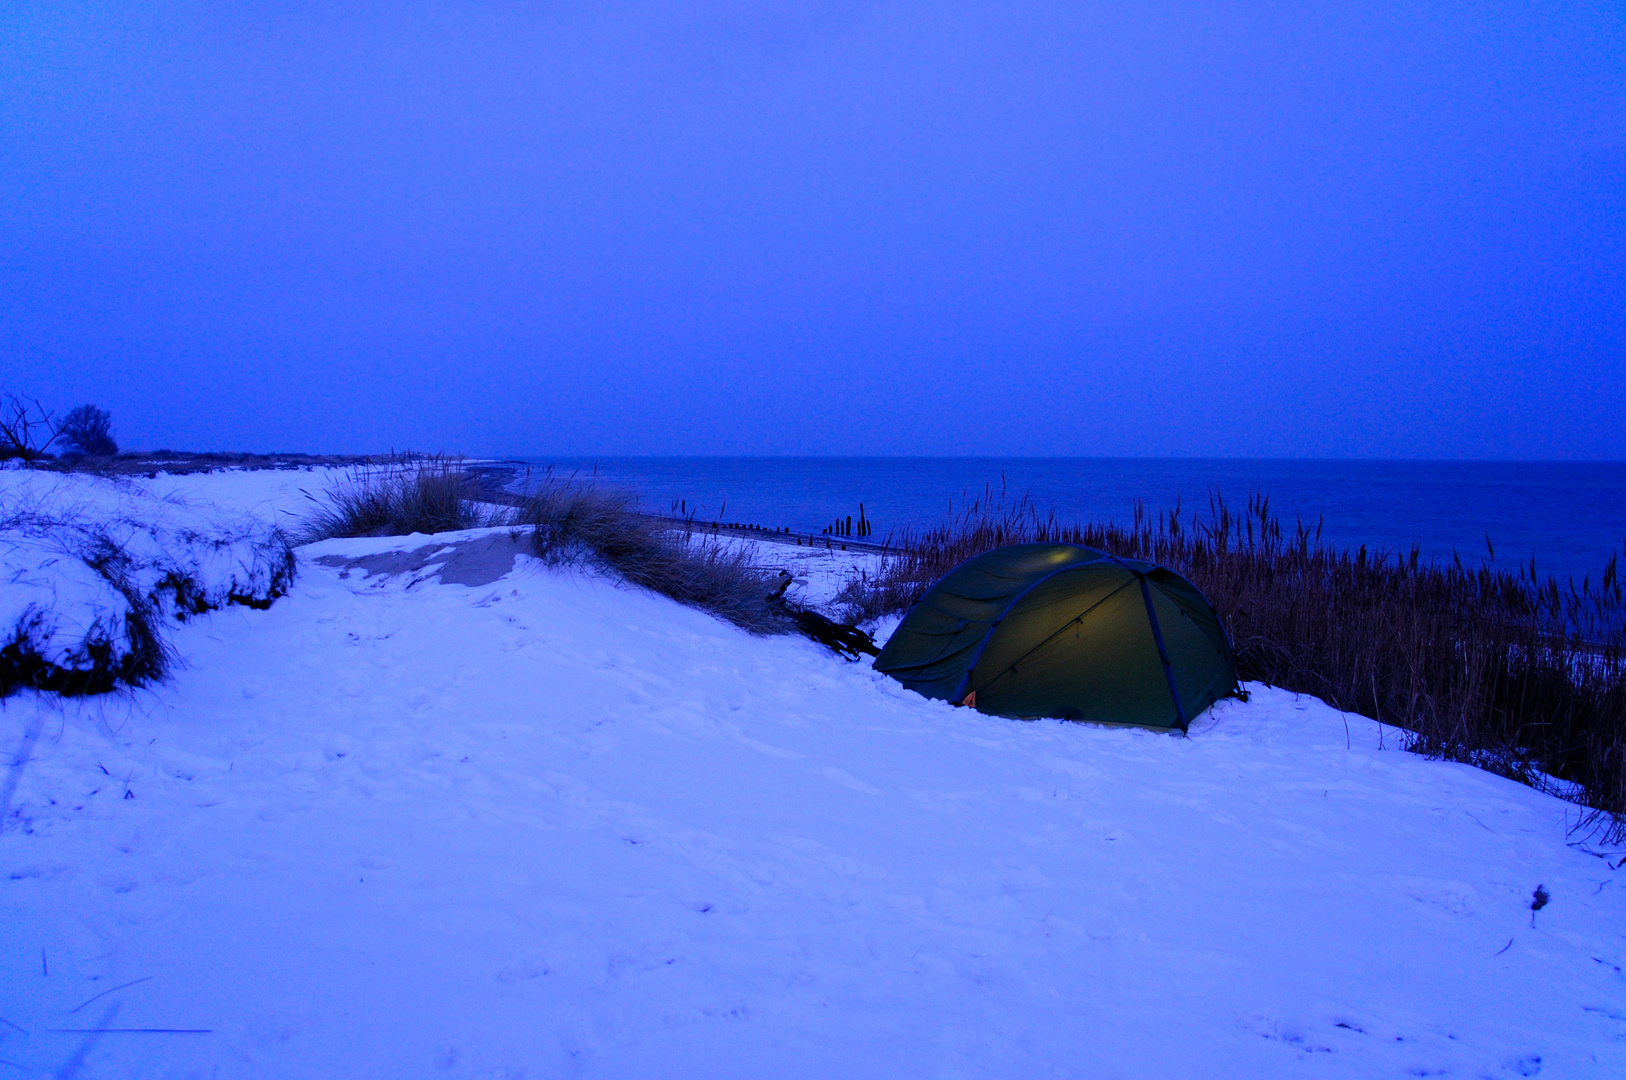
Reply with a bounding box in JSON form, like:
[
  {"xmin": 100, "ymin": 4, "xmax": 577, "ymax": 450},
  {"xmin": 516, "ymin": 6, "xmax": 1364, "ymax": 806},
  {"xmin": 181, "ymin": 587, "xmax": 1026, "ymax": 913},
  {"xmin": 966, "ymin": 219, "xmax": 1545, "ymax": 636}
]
[{"xmin": 2, "ymin": 472, "xmax": 1625, "ymax": 1078}]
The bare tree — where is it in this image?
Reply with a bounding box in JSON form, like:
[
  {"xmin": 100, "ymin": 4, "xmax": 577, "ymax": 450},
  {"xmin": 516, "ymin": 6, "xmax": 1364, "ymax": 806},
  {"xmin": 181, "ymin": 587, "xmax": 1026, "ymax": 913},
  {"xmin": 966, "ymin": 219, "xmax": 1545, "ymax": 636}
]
[
  {"xmin": 0, "ymin": 394, "xmax": 61, "ymax": 462},
  {"xmin": 59, "ymin": 404, "xmax": 118, "ymax": 457}
]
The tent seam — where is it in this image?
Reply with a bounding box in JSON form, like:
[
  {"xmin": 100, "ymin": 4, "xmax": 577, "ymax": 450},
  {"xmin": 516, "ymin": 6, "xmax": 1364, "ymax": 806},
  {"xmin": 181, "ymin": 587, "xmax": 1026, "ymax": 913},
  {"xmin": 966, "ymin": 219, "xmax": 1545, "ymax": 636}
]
[{"xmin": 1138, "ymin": 574, "xmax": 1189, "ymax": 731}]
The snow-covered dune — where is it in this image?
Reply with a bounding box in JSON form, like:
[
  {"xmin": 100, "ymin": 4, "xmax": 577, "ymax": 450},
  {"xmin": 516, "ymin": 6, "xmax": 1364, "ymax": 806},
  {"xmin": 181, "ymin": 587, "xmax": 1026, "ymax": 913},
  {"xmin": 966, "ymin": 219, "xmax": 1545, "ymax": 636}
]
[
  {"xmin": 1, "ymin": 475, "xmax": 1623, "ymax": 1077},
  {"xmin": 0, "ymin": 470, "xmax": 301, "ymax": 694}
]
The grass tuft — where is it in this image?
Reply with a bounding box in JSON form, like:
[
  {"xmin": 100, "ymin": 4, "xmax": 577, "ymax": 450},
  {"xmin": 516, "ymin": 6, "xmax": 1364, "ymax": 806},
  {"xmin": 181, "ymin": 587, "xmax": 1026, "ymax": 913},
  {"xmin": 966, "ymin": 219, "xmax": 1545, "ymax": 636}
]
[
  {"xmin": 301, "ymin": 456, "xmax": 500, "ymax": 540},
  {"xmin": 516, "ymin": 476, "xmax": 788, "ymax": 633}
]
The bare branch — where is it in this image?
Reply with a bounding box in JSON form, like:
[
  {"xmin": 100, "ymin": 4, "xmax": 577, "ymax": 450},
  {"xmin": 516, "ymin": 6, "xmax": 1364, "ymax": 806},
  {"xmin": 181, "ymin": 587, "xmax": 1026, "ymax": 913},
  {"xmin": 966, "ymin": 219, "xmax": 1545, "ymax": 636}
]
[{"xmin": 0, "ymin": 394, "xmax": 62, "ymax": 463}]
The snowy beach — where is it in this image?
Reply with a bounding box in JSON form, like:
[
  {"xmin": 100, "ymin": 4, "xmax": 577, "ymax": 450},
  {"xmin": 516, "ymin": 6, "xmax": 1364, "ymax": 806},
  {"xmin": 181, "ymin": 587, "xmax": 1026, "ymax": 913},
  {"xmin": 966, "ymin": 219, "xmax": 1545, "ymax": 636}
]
[{"xmin": 2, "ymin": 469, "xmax": 1624, "ymax": 1078}]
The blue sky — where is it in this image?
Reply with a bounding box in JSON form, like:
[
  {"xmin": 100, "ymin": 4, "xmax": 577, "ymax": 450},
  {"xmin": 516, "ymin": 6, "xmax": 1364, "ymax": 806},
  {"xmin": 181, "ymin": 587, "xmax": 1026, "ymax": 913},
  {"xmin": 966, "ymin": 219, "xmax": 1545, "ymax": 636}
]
[{"xmin": 2, "ymin": 1, "xmax": 1622, "ymax": 457}]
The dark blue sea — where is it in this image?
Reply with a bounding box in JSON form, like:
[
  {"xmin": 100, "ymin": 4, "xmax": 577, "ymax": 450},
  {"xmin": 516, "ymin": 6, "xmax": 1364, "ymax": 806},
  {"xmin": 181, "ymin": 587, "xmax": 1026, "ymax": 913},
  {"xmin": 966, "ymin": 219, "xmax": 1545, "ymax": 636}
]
[{"xmin": 511, "ymin": 458, "xmax": 1626, "ymax": 586}]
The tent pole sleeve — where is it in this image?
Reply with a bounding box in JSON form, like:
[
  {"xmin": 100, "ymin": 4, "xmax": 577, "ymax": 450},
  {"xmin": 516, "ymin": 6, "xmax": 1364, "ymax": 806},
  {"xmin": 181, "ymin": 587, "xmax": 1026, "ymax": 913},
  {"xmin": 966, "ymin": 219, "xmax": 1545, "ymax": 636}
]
[{"xmin": 1138, "ymin": 575, "xmax": 1189, "ymax": 731}]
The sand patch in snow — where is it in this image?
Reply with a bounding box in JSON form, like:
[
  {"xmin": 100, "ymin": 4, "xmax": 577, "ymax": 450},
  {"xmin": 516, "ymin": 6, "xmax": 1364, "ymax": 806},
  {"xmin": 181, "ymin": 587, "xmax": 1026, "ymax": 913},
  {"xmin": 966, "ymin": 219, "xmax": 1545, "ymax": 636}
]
[{"xmin": 313, "ymin": 530, "xmax": 531, "ymax": 588}]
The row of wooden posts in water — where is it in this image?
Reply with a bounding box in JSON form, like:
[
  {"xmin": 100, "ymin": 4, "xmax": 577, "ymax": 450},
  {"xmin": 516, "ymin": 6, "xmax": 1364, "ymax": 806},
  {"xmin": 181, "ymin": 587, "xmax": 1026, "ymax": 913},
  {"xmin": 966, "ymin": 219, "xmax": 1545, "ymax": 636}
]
[
  {"xmin": 672, "ymin": 498, "xmax": 875, "ymax": 542},
  {"xmin": 824, "ymin": 504, "xmax": 872, "ymax": 539}
]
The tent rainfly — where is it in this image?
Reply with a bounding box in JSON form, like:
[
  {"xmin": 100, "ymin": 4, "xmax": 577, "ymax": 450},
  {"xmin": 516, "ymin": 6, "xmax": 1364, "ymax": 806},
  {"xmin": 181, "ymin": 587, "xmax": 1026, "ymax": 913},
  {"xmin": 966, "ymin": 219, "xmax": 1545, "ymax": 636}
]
[{"xmin": 873, "ymin": 543, "xmax": 1239, "ymax": 731}]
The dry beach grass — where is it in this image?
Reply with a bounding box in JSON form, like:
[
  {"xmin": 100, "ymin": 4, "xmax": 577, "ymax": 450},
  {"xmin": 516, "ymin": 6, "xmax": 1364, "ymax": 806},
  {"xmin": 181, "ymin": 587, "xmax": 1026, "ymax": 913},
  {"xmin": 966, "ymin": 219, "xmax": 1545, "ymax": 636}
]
[
  {"xmin": 300, "ymin": 456, "xmax": 500, "ymax": 539},
  {"xmin": 513, "ymin": 474, "xmax": 789, "ymax": 633}
]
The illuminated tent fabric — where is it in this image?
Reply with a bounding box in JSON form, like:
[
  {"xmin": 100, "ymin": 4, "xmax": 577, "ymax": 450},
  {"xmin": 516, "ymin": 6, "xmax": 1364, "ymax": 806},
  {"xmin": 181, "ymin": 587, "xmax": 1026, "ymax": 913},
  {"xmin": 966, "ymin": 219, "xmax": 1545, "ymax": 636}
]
[{"xmin": 872, "ymin": 543, "xmax": 1239, "ymax": 731}]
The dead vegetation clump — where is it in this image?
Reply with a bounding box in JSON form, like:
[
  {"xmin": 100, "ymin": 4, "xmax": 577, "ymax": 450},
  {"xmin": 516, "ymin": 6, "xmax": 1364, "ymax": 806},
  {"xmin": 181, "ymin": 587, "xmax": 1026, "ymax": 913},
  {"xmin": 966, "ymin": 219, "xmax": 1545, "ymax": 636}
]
[
  {"xmin": 301, "ymin": 456, "xmax": 502, "ymax": 540},
  {"xmin": 515, "ymin": 477, "xmax": 789, "ymax": 633},
  {"xmin": 839, "ymin": 485, "xmax": 1626, "ymax": 836}
]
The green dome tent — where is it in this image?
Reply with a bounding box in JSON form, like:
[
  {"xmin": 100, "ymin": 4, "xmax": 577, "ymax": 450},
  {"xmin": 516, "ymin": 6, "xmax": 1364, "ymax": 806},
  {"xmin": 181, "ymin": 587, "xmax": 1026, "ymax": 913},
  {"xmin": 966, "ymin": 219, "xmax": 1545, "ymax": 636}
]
[{"xmin": 873, "ymin": 543, "xmax": 1239, "ymax": 731}]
